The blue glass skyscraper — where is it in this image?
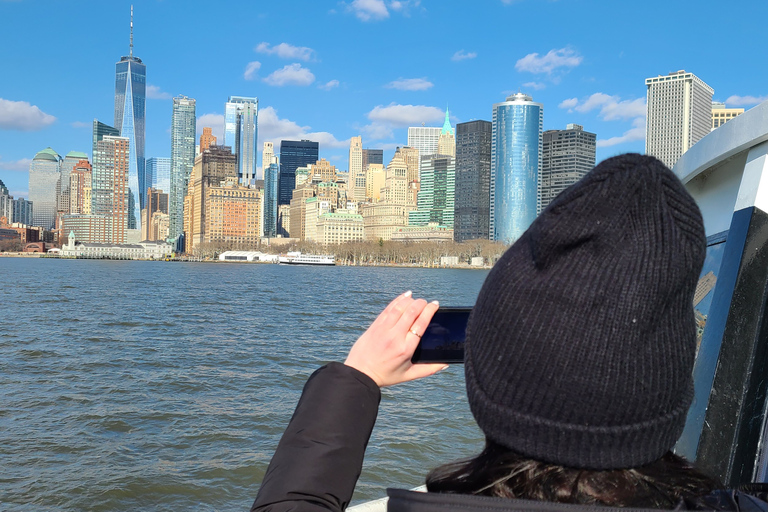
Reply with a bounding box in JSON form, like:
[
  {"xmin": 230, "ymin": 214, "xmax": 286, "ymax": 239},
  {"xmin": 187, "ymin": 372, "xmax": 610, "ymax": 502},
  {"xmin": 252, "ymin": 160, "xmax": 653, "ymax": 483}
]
[
  {"xmin": 264, "ymin": 160, "xmax": 279, "ymax": 238},
  {"xmin": 114, "ymin": 6, "xmax": 146, "ymax": 232},
  {"xmin": 146, "ymin": 157, "xmax": 171, "ymax": 194},
  {"xmin": 169, "ymin": 96, "xmax": 196, "ymax": 241},
  {"xmin": 224, "ymin": 96, "xmax": 259, "ymax": 184},
  {"xmin": 490, "ymin": 93, "xmax": 543, "ymax": 244}
]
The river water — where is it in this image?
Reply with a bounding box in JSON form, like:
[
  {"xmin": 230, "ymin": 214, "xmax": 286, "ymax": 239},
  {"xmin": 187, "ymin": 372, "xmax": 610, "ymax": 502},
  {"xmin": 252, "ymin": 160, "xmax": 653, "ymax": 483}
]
[{"xmin": 1, "ymin": 258, "xmax": 489, "ymax": 511}]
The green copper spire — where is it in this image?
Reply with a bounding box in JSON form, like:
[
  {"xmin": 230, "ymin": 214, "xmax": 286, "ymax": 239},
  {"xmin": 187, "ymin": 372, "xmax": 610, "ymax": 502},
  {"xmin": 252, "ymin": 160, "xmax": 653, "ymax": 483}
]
[{"xmin": 441, "ymin": 107, "xmax": 454, "ymax": 135}]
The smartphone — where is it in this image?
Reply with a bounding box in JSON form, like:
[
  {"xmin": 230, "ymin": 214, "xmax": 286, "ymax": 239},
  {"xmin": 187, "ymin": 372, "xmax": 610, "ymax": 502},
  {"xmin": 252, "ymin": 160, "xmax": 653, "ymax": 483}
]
[{"xmin": 411, "ymin": 307, "xmax": 472, "ymax": 364}]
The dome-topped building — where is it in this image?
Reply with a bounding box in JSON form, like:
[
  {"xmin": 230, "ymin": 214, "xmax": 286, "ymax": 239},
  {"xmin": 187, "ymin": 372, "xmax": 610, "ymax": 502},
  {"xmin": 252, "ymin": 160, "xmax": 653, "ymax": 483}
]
[{"xmin": 29, "ymin": 147, "xmax": 62, "ymax": 229}]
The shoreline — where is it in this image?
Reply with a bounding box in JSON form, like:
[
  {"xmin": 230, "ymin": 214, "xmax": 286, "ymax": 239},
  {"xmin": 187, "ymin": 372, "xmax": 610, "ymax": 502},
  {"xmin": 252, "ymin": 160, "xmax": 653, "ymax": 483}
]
[{"xmin": 0, "ymin": 252, "xmax": 493, "ymax": 269}]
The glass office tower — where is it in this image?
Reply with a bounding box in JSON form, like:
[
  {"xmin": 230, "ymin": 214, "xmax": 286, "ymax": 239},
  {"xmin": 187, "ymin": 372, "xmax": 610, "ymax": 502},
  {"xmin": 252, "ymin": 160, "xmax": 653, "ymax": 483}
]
[
  {"xmin": 264, "ymin": 159, "xmax": 279, "ymax": 238},
  {"xmin": 278, "ymin": 140, "xmax": 319, "ymax": 205},
  {"xmin": 146, "ymin": 157, "xmax": 171, "ymax": 194},
  {"xmin": 114, "ymin": 41, "xmax": 146, "ymax": 231},
  {"xmin": 224, "ymin": 96, "xmax": 259, "ymax": 184},
  {"xmin": 491, "ymin": 93, "xmax": 543, "ymax": 244},
  {"xmin": 28, "ymin": 147, "xmax": 61, "ymax": 230},
  {"xmin": 169, "ymin": 96, "xmax": 196, "ymax": 241}
]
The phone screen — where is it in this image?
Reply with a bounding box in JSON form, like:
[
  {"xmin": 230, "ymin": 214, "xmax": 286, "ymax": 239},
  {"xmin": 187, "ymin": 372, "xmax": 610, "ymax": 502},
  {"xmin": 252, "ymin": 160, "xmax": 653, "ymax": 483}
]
[{"xmin": 411, "ymin": 307, "xmax": 471, "ymax": 364}]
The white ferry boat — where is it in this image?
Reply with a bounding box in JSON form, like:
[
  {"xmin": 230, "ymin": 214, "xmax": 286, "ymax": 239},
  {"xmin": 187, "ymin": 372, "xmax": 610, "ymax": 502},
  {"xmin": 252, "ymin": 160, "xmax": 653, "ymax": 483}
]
[{"xmin": 278, "ymin": 251, "xmax": 335, "ymax": 266}]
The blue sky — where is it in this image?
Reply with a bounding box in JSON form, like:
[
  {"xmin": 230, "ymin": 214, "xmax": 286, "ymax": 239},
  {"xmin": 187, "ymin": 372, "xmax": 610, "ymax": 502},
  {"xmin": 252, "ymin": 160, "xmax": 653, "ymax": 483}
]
[{"xmin": 1, "ymin": 0, "xmax": 766, "ymax": 199}]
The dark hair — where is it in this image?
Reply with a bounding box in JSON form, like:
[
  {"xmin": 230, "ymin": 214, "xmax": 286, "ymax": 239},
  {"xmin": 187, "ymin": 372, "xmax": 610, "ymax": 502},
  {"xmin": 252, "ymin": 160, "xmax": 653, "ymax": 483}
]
[{"xmin": 426, "ymin": 441, "xmax": 720, "ymax": 509}]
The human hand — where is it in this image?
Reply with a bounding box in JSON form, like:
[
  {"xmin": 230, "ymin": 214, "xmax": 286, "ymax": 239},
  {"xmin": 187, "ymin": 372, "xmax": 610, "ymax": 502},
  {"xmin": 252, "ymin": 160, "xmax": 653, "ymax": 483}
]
[{"xmin": 344, "ymin": 291, "xmax": 448, "ymax": 387}]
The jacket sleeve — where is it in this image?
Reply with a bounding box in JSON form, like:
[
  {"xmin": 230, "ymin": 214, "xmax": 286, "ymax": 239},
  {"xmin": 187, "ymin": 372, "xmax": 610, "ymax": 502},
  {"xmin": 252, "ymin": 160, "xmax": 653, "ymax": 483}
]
[{"xmin": 251, "ymin": 362, "xmax": 382, "ymax": 512}]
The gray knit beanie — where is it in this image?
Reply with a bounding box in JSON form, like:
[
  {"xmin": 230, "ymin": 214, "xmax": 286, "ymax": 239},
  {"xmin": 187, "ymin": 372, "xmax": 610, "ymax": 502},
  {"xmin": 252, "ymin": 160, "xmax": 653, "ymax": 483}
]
[{"xmin": 465, "ymin": 153, "xmax": 706, "ymax": 470}]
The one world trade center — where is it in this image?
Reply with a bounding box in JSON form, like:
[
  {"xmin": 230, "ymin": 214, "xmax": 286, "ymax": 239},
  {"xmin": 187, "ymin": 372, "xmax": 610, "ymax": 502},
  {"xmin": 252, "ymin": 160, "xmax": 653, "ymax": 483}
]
[{"xmin": 115, "ymin": 6, "xmax": 146, "ymax": 234}]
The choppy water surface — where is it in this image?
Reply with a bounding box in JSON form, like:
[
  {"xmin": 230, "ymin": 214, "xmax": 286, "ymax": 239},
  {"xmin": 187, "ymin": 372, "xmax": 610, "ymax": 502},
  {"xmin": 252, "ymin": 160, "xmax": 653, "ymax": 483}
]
[{"xmin": 1, "ymin": 258, "xmax": 488, "ymax": 511}]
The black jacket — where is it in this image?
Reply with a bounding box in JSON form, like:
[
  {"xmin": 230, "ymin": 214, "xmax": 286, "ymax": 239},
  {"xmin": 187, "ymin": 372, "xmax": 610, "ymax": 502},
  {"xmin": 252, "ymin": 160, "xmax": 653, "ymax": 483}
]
[{"xmin": 252, "ymin": 364, "xmax": 768, "ymax": 512}]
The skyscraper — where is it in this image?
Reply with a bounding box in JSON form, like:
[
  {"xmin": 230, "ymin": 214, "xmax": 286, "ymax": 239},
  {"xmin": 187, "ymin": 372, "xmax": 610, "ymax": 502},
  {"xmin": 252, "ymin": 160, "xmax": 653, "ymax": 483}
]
[
  {"xmin": 169, "ymin": 96, "xmax": 196, "ymax": 241},
  {"xmin": 264, "ymin": 153, "xmax": 279, "ymax": 238},
  {"xmin": 69, "ymin": 159, "xmax": 92, "ymax": 215},
  {"xmin": 199, "ymin": 127, "xmax": 217, "ymax": 154},
  {"xmin": 407, "ymin": 126, "xmax": 441, "ymax": 159},
  {"xmin": 362, "ymin": 148, "xmax": 383, "ymax": 170},
  {"xmin": 146, "ymin": 157, "xmax": 171, "ymax": 194},
  {"xmin": 58, "ymin": 151, "xmax": 88, "ymax": 216},
  {"xmin": 224, "ymin": 96, "xmax": 259, "ymax": 183},
  {"xmin": 645, "ymin": 70, "xmax": 713, "ymax": 169},
  {"xmin": 348, "ymin": 136, "xmax": 364, "ymax": 202},
  {"xmin": 0, "ymin": 179, "xmax": 11, "ymax": 223},
  {"xmin": 92, "ymin": 135, "xmax": 130, "ymax": 243},
  {"xmin": 454, "ymin": 120, "xmax": 492, "ymax": 242},
  {"xmin": 279, "ymin": 140, "xmax": 319, "ymax": 205},
  {"xmin": 12, "ymin": 197, "xmax": 33, "ymax": 226},
  {"xmin": 711, "ymin": 101, "xmax": 744, "ymax": 130},
  {"xmin": 437, "ymin": 108, "xmax": 456, "ymax": 157},
  {"xmin": 491, "ymin": 92, "xmax": 543, "ymax": 244},
  {"xmin": 114, "ymin": 6, "xmax": 146, "ymax": 229},
  {"xmin": 540, "ymin": 124, "xmax": 596, "ymax": 211},
  {"xmin": 409, "ymin": 155, "xmax": 455, "ymax": 228},
  {"xmin": 28, "ymin": 147, "xmax": 61, "ymax": 230}
]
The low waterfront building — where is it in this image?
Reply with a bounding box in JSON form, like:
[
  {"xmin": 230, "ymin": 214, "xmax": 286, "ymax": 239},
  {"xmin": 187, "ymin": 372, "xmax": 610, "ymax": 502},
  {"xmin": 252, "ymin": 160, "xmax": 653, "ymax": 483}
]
[
  {"xmin": 218, "ymin": 250, "xmax": 279, "ymax": 262},
  {"xmin": 390, "ymin": 223, "xmax": 454, "ymax": 242},
  {"xmin": 60, "ymin": 231, "xmax": 174, "ymax": 259}
]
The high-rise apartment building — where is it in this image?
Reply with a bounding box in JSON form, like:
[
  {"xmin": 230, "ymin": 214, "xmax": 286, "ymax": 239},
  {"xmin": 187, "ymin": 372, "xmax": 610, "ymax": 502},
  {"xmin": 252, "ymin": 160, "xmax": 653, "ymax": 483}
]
[
  {"xmin": 114, "ymin": 7, "xmax": 146, "ymax": 225},
  {"xmin": 711, "ymin": 101, "xmax": 744, "ymax": 130},
  {"xmin": 437, "ymin": 108, "xmax": 456, "ymax": 158},
  {"xmin": 224, "ymin": 96, "xmax": 259, "ymax": 183},
  {"xmin": 143, "ymin": 187, "xmax": 169, "ymax": 240},
  {"xmin": 491, "ymin": 93, "xmax": 543, "ymax": 244},
  {"xmin": 12, "ymin": 197, "xmax": 33, "ymax": 226},
  {"xmin": 91, "ymin": 136, "xmax": 130, "ymax": 243},
  {"xmin": 169, "ymin": 96, "xmax": 196, "ymax": 241},
  {"xmin": 454, "ymin": 120, "xmax": 492, "ymax": 242},
  {"xmin": 349, "ymin": 136, "xmax": 364, "ymax": 202},
  {"xmin": 69, "ymin": 160, "xmax": 93, "ymax": 215},
  {"xmin": 279, "ymin": 140, "xmax": 319, "ymax": 205},
  {"xmin": 409, "ymin": 155, "xmax": 455, "ymax": 228},
  {"xmin": 0, "ymin": 180, "xmax": 11, "ymax": 223},
  {"xmin": 28, "ymin": 147, "xmax": 61, "ymax": 230},
  {"xmin": 199, "ymin": 127, "xmax": 217, "ymax": 154},
  {"xmin": 92, "ymin": 120, "xmax": 120, "ymax": 158},
  {"xmin": 645, "ymin": 70, "xmax": 714, "ymax": 169},
  {"xmin": 262, "ymin": 141, "xmax": 274, "ymax": 173},
  {"xmin": 58, "ymin": 151, "xmax": 88, "ymax": 215},
  {"xmin": 146, "ymin": 157, "xmax": 171, "ymax": 194},
  {"xmin": 540, "ymin": 124, "xmax": 596, "ymax": 211},
  {"xmin": 310, "ymin": 159, "xmax": 338, "ymax": 183}
]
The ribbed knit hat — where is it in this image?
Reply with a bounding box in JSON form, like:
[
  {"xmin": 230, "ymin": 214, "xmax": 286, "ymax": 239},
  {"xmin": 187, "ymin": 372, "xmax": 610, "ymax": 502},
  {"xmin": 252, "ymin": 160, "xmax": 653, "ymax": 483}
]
[{"xmin": 465, "ymin": 154, "xmax": 706, "ymax": 470}]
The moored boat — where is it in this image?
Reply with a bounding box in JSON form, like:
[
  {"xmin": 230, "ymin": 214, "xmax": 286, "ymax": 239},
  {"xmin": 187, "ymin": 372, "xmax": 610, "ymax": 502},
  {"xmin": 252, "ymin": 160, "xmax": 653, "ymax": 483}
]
[{"xmin": 278, "ymin": 251, "xmax": 335, "ymax": 266}]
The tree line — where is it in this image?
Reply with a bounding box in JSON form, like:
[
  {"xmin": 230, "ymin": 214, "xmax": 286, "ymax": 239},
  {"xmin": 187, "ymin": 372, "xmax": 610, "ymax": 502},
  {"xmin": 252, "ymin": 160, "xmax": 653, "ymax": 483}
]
[{"xmin": 189, "ymin": 238, "xmax": 509, "ymax": 267}]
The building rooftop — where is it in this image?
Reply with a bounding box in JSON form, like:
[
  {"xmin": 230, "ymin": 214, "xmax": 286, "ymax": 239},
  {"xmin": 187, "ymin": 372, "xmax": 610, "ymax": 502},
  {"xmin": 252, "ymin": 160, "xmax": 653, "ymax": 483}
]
[
  {"xmin": 34, "ymin": 147, "xmax": 60, "ymax": 162},
  {"xmin": 65, "ymin": 151, "xmax": 88, "ymax": 159}
]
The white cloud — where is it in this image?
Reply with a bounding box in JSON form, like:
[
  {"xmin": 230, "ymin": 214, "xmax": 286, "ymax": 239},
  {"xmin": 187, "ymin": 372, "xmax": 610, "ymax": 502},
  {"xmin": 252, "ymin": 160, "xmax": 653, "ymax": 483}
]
[
  {"xmin": 263, "ymin": 63, "xmax": 316, "ymax": 87},
  {"xmin": 559, "ymin": 98, "xmax": 578, "ymax": 110},
  {"xmin": 259, "ymin": 106, "xmax": 348, "ymax": 149},
  {"xmin": 244, "ymin": 61, "xmax": 262, "ymax": 80},
  {"xmin": 348, "ymin": 0, "xmax": 389, "ymax": 21},
  {"xmin": 571, "ymin": 93, "xmax": 646, "ymax": 121},
  {"xmin": 364, "ymin": 103, "xmax": 445, "ymax": 139},
  {"xmin": 70, "ymin": 121, "xmax": 90, "ymax": 128},
  {"xmin": 319, "ymin": 80, "xmax": 340, "ymax": 90},
  {"xmin": 255, "ymin": 42, "xmax": 315, "ymax": 62},
  {"xmin": 0, "ymin": 156, "xmax": 32, "ymax": 172},
  {"xmin": 523, "ymin": 81, "xmax": 546, "ymax": 91},
  {"xmin": 452, "ymin": 50, "xmax": 477, "ymax": 61},
  {"xmin": 385, "ymin": 77, "xmax": 433, "ymax": 91},
  {"xmin": 0, "ymin": 98, "xmax": 56, "ymax": 131},
  {"xmin": 196, "ymin": 113, "xmax": 225, "ymax": 143},
  {"xmin": 515, "ymin": 47, "xmax": 582, "ymax": 75},
  {"xmin": 146, "ymin": 85, "xmax": 172, "ymax": 100},
  {"xmin": 597, "ymin": 118, "xmax": 646, "ymax": 148},
  {"xmin": 725, "ymin": 95, "xmax": 768, "ymax": 107}
]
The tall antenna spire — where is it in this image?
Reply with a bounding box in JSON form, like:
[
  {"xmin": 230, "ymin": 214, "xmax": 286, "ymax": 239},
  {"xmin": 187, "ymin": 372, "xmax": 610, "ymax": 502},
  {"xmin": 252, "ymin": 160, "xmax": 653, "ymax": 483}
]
[{"xmin": 129, "ymin": 5, "xmax": 134, "ymax": 57}]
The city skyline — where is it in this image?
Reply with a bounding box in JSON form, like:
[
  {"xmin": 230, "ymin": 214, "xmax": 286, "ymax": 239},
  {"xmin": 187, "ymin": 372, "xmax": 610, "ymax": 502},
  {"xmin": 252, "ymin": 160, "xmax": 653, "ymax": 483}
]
[{"xmin": 1, "ymin": 1, "xmax": 767, "ymax": 201}]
